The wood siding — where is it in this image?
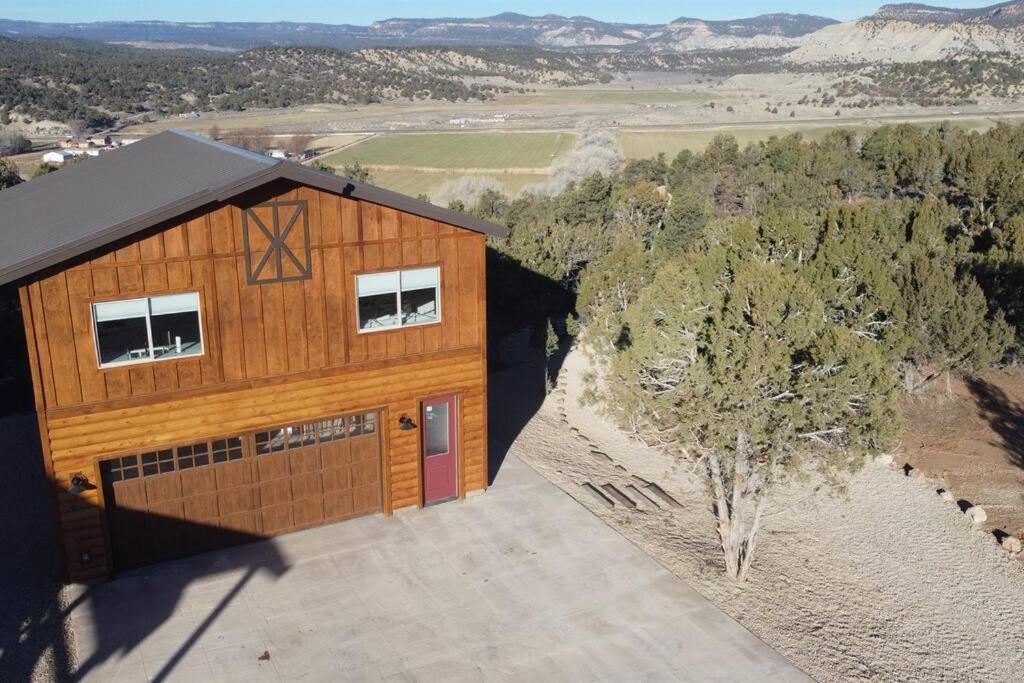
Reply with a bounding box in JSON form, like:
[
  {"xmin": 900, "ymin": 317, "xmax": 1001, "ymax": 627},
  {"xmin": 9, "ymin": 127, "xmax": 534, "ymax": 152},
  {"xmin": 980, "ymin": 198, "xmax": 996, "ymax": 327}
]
[{"xmin": 20, "ymin": 180, "xmax": 490, "ymax": 582}]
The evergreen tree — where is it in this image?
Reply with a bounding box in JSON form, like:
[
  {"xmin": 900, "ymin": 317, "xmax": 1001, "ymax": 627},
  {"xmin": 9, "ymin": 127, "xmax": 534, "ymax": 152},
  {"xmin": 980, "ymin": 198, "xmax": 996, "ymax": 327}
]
[{"xmin": 593, "ymin": 254, "xmax": 898, "ymax": 582}]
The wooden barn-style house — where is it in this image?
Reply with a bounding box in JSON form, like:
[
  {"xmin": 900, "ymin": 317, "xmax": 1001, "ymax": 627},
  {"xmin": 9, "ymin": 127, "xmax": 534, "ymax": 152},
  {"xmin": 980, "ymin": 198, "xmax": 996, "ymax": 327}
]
[{"xmin": 0, "ymin": 130, "xmax": 508, "ymax": 582}]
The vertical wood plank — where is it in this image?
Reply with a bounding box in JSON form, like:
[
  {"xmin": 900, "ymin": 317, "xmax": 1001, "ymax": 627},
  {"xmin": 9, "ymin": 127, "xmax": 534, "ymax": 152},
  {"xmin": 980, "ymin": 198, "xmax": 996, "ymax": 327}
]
[
  {"xmin": 319, "ymin": 192, "xmax": 341, "ymax": 246},
  {"xmin": 186, "ymin": 216, "xmax": 211, "ymax": 257},
  {"xmin": 420, "ymin": 238, "xmax": 437, "ymax": 263},
  {"xmin": 402, "ymin": 239, "xmax": 419, "ymax": 266},
  {"xmin": 176, "ymin": 359, "xmax": 203, "ymax": 389},
  {"xmin": 299, "ymin": 186, "xmax": 323, "ymax": 247},
  {"xmin": 64, "ymin": 270, "xmax": 105, "ymax": 404},
  {"xmin": 152, "ymin": 361, "xmax": 179, "ymax": 393},
  {"xmin": 115, "ymin": 242, "xmax": 141, "ymax": 264},
  {"xmin": 138, "ymin": 233, "xmax": 165, "ymax": 261},
  {"xmin": 190, "ymin": 260, "xmax": 222, "ymax": 385},
  {"xmin": 236, "ymin": 256, "xmax": 267, "ymax": 378},
  {"xmin": 214, "ymin": 256, "xmax": 246, "ymax": 381},
  {"xmin": 116, "ymin": 266, "xmax": 144, "ymax": 294},
  {"xmin": 458, "ymin": 237, "xmax": 481, "ymax": 348},
  {"xmin": 362, "ymin": 244, "xmax": 382, "ymax": 271},
  {"xmin": 439, "ymin": 237, "xmax": 460, "ymax": 350},
  {"xmin": 163, "ymin": 224, "xmax": 188, "ymax": 258},
  {"xmin": 303, "ymin": 249, "xmax": 327, "ymax": 370},
  {"xmin": 91, "ymin": 269, "xmax": 118, "ymax": 297},
  {"xmin": 341, "ymin": 197, "xmax": 360, "ymax": 244},
  {"xmin": 142, "ymin": 264, "xmax": 168, "ymax": 291},
  {"xmin": 323, "ymin": 247, "xmax": 347, "ymax": 366},
  {"xmin": 27, "ymin": 284, "xmax": 57, "ymax": 408},
  {"xmin": 382, "ymin": 242, "xmax": 401, "ymax": 269},
  {"xmin": 210, "ymin": 205, "xmax": 235, "ymax": 255},
  {"xmin": 282, "ymin": 281, "xmax": 308, "ymax": 373},
  {"xmin": 166, "ymin": 262, "xmax": 191, "ymax": 290},
  {"xmin": 128, "ymin": 365, "xmax": 155, "ymax": 396},
  {"xmin": 381, "ymin": 207, "xmax": 400, "ymax": 241},
  {"xmin": 38, "ymin": 274, "xmax": 83, "ymax": 407},
  {"xmin": 341, "ymin": 245, "xmax": 363, "ymax": 364},
  {"xmin": 361, "ymin": 203, "xmax": 381, "ymax": 242},
  {"xmin": 104, "ymin": 369, "xmax": 130, "ymax": 400}
]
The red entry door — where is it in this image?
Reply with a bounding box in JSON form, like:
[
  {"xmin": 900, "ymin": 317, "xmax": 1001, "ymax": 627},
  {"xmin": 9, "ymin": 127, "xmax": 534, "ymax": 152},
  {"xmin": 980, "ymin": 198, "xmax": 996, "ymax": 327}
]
[{"xmin": 422, "ymin": 395, "xmax": 458, "ymax": 504}]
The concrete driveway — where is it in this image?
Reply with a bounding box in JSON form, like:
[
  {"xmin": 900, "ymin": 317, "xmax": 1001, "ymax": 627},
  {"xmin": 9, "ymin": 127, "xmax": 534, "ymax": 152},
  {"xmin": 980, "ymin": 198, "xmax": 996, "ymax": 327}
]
[{"xmin": 67, "ymin": 455, "xmax": 808, "ymax": 682}]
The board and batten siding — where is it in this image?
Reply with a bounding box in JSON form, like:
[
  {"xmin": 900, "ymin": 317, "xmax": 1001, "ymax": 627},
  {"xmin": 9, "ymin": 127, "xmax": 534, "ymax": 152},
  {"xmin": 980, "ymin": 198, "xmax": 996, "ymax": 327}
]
[{"xmin": 19, "ymin": 180, "xmax": 489, "ymax": 581}]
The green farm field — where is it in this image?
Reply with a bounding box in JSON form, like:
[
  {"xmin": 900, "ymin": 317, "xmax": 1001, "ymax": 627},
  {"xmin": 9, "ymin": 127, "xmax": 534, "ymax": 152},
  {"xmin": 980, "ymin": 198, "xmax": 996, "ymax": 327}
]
[{"xmin": 322, "ymin": 132, "xmax": 576, "ymax": 170}]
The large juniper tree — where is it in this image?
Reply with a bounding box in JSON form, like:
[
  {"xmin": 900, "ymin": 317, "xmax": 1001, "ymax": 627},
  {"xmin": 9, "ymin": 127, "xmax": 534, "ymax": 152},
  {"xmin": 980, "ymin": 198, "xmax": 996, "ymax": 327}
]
[{"xmin": 593, "ymin": 253, "xmax": 899, "ymax": 583}]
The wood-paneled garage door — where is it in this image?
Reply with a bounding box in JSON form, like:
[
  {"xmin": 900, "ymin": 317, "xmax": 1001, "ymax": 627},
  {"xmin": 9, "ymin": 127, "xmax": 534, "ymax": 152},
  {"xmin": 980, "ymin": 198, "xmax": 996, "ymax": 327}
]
[{"xmin": 100, "ymin": 411, "xmax": 381, "ymax": 572}]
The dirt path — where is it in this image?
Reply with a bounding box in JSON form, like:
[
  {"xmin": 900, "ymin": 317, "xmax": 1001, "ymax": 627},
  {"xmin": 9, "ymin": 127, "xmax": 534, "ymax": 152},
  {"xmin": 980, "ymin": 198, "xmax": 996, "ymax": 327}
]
[
  {"xmin": 901, "ymin": 370, "xmax": 1024, "ymax": 544},
  {"xmin": 508, "ymin": 344, "xmax": 1024, "ymax": 683}
]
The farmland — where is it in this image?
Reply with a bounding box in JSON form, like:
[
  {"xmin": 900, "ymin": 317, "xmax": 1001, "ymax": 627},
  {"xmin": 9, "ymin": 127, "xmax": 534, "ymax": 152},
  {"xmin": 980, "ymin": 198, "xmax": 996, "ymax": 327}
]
[{"xmin": 320, "ymin": 131, "xmax": 576, "ymax": 170}]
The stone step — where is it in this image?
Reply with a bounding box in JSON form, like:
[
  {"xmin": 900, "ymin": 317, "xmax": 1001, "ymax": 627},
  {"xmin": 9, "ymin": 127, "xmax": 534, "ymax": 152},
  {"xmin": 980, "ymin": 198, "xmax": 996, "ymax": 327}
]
[
  {"xmin": 645, "ymin": 482, "xmax": 684, "ymax": 509},
  {"xmin": 581, "ymin": 482, "xmax": 615, "ymax": 508},
  {"xmin": 627, "ymin": 484, "xmax": 662, "ymax": 510},
  {"xmin": 601, "ymin": 483, "xmax": 638, "ymax": 510}
]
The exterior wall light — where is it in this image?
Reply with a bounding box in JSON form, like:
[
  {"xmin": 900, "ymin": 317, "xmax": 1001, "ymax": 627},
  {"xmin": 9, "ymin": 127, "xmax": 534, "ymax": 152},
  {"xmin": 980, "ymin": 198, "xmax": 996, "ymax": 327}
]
[
  {"xmin": 398, "ymin": 415, "xmax": 417, "ymax": 431},
  {"xmin": 68, "ymin": 473, "xmax": 92, "ymax": 495}
]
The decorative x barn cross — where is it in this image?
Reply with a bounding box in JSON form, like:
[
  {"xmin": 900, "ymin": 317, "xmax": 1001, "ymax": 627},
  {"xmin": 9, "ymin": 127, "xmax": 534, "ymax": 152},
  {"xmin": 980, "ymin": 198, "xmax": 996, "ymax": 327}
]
[{"xmin": 242, "ymin": 199, "xmax": 312, "ymax": 285}]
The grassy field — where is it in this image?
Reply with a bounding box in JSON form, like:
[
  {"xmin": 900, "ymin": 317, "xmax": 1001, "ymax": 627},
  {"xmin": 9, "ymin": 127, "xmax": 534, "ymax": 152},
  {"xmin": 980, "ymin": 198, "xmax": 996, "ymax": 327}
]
[
  {"xmin": 321, "ymin": 131, "xmax": 575, "ymax": 170},
  {"xmin": 500, "ymin": 89, "xmax": 721, "ymax": 106},
  {"xmin": 618, "ymin": 117, "xmax": 1002, "ymax": 159},
  {"xmin": 369, "ymin": 170, "xmax": 550, "ymax": 199}
]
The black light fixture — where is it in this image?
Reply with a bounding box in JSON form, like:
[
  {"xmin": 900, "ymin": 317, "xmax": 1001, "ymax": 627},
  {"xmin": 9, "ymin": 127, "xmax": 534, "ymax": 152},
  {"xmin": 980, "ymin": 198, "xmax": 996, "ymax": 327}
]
[
  {"xmin": 68, "ymin": 473, "xmax": 91, "ymax": 495},
  {"xmin": 398, "ymin": 415, "xmax": 417, "ymax": 431}
]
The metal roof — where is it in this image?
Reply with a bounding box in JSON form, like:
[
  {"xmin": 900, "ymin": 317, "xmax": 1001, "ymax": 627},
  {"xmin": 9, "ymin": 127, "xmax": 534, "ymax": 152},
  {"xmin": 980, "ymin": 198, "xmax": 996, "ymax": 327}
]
[{"xmin": 0, "ymin": 129, "xmax": 509, "ymax": 286}]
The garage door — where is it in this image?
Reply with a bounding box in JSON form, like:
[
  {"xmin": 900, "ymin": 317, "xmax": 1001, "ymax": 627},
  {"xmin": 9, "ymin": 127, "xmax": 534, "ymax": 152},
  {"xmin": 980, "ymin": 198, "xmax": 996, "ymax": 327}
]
[{"xmin": 100, "ymin": 411, "xmax": 381, "ymax": 572}]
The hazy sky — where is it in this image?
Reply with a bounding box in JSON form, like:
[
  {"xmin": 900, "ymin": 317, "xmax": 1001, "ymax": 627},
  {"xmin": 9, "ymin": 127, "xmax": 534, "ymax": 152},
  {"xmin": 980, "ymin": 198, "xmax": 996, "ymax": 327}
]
[{"xmin": 1, "ymin": 1, "xmax": 1003, "ymax": 24}]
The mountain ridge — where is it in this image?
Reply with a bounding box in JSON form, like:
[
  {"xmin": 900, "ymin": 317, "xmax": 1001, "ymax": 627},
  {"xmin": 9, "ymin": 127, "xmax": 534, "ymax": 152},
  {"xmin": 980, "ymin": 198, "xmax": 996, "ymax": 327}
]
[
  {"xmin": 872, "ymin": 1, "xmax": 1024, "ymax": 27},
  {"xmin": 0, "ymin": 12, "xmax": 837, "ymax": 52}
]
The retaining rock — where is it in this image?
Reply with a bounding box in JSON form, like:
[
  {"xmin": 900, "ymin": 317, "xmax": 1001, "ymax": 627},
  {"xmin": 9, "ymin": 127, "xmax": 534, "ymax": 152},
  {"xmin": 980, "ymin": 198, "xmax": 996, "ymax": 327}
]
[{"xmin": 965, "ymin": 506, "xmax": 988, "ymax": 525}]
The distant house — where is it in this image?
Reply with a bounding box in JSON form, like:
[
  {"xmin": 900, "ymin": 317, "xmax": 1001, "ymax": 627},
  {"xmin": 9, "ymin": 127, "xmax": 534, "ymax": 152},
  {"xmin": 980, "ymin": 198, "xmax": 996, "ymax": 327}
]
[{"xmin": 42, "ymin": 150, "xmax": 77, "ymax": 164}]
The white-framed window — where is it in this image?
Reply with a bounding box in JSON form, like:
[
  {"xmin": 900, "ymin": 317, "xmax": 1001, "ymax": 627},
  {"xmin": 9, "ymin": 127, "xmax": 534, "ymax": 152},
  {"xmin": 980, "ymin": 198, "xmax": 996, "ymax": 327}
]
[
  {"xmin": 356, "ymin": 266, "xmax": 441, "ymax": 332},
  {"xmin": 92, "ymin": 292, "xmax": 204, "ymax": 368}
]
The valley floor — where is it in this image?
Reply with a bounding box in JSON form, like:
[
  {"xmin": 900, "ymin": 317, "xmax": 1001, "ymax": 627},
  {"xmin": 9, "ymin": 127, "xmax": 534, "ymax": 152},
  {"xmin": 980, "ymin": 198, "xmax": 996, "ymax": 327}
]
[{"xmin": 511, "ymin": 344, "xmax": 1024, "ymax": 682}]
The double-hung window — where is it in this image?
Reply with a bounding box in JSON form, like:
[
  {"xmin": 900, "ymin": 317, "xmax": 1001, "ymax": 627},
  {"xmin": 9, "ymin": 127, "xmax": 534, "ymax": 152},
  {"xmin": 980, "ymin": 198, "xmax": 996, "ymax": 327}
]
[
  {"xmin": 356, "ymin": 266, "xmax": 440, "ymax": 332},
  {"xmin": 92, "ymin": 292, "xmax": 203, "ymax": 367}
]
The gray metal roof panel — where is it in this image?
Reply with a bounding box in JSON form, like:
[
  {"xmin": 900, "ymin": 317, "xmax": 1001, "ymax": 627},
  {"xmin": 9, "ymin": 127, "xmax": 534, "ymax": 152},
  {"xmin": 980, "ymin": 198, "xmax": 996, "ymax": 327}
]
[{"xmin": 0, "ymin": 129, "xmax": 508, "ymax": 286}]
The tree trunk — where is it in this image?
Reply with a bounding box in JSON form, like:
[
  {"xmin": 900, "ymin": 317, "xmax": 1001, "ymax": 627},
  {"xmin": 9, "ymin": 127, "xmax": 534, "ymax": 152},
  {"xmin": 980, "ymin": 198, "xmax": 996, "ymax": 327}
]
[{"xmin": 706, "ymin": 431, "xmax": 766, "ymax": 584}]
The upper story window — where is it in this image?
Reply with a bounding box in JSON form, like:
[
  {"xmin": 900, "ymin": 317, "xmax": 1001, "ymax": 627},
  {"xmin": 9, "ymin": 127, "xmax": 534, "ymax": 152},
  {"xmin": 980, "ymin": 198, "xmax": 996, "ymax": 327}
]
[
  {"xmin": 356, "ymin": 267, "xmax": 440, "ymax": 332},
  {"xmin": 92, "ymin": 292, "xmax": 203, "ymax": 368}
]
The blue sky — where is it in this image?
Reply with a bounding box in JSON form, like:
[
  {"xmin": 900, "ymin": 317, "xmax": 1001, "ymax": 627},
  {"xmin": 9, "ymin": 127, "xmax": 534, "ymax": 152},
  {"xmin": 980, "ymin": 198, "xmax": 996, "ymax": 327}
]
[{"xmin": 1, "ymin": 1, "xmax": 1002, "ymax": 24}]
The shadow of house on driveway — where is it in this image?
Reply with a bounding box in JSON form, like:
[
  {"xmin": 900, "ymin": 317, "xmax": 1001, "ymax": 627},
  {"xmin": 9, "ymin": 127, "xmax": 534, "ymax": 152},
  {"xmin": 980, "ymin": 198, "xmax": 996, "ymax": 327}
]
[
  {"xmin": 68, "ymin": 518, "xmax": 289, "ymax": 682},
  {"xmin": 967, "ymin": 377, "xmax": 1024, "ymax": 470}
]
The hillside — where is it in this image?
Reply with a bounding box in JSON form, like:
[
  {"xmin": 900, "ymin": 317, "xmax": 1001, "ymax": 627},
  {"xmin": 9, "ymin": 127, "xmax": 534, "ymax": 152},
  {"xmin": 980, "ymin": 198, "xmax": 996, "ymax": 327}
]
[
  {"xmin": 641, "ymin": 14, "xmax": 836, "ymax": 51},
  {"xmin": 874, "ymin": 1, "xmax": 1024, "ymax": 27},
  {"xmin": 789, "ymin": 1, "xmax": 1024, "ymax": 63},
  {"xmin": 0, "ymin": 12, "xmax": 836, "ymax": 52},
  {"xmin": 0, "ymin": 38, "xmax": 619, "ymax": 127}
]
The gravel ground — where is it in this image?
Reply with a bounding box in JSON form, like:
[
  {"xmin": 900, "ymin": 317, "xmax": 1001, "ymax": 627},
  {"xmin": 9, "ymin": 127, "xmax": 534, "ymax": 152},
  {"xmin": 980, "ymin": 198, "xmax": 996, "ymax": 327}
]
[
  {"xmin": 0, "ymin": 413, "xmax": 76, "ymax": 682},
  {"xmin": 509, "ymin": 344, "xmax": 1024, "ymax": 683}
]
